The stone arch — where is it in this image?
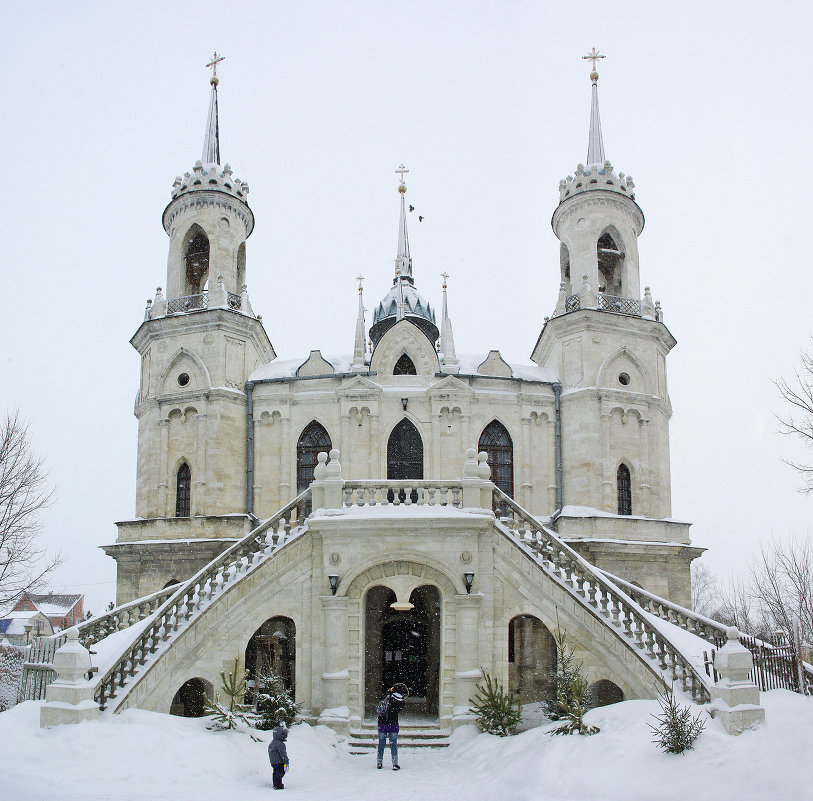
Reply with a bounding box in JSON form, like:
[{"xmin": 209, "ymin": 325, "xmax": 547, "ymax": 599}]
[
  {"xmin": 560, "ymin": 241, "xmax": 571, "ymax": 292},
  {"xmin": 617, "ymin": 462, "xmax": 632, "ymax": 516},
  {"xmin": 163, "ymin": 578, "xmax": 180, "ymax": 589},
  {"xmin": 245, "ymin": 616, "xmax": 297, "ymax": 698},
  {"xmin": 596, "ymin": 225, "xmax": 625, "ymax": 296},
  {"xmin": 597, "ymin": 347, "xmax": 653, "ymax": 395},
  {"xmin": 169, "ymin": 677, "xmax": 213, "ymax": 717},
  {"xmin": 159, "ymin": 348, "xmax": 212, "ymax": 395},
  {"xmin": 507, "ymin": 614, "xmax": 556, "ymax": 704},
  {"xmin": 393, "ymin": 353, "xmax": 417, "ymax": 375},
  {"xmin": 236, "ymin": 241, "xmax": 247, "ymax": 292},
  {"xmin": 387, "ymin": 418, "xmax": 423, "ymax": 501},
  {"xmin": 182, "ymin": 223, "xmax": 210, "ymax": 295},
  {"xmin": 370, "ymin": 319, "xmax": 439, "ymax": 377},
  {"xmin": 345, "ymin": 556, "xmax": 458, "ymax": 601},
  {"xmin": 297, "ymin": 420, "xmax": 332, "ymax": 495},
  {"xmin": 175, "ymin": 462, "xmax": 191, "ymax": 517},
  {"xmin": 588, "ymin": 678, "xmax": 624, "ymax": 708}
]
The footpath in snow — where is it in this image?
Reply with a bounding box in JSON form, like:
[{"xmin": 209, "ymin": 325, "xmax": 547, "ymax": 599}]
[{"xmin": 1, "ymin": 692, "xmax": 811, "ymax": 801}]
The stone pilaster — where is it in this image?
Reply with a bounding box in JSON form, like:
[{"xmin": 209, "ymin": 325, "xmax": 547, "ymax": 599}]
[{"xmin": 318, "ymin": 594, "xmax": 350, "ymax": 730}]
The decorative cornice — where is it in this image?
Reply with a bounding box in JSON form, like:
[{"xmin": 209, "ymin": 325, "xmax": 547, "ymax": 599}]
[{"xmin": 162, "ymin": 191, "xmax": 255, "ymax": 237}]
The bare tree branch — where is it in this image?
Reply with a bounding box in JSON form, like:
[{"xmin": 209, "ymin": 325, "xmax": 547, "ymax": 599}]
[
  {"xmin": 774, "ymin": 343, "xmax": 813, "ymax": 493},
  {"xmin": 0, "ymin": 410, "xmax": 61, "ymax": 608}
]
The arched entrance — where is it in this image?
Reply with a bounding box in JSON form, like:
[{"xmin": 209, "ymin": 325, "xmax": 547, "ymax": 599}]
[
  {"xmin": 507, "ymin": 615, "xmax": 556, "ymax": 704},
  {"xmin": 364, "ymin": 584, "xmax": 440, "ymax": 718},
  {"xmin": 169, "ymin": 677, "xmax": 213, "ymax": 717},
  {"xmin": 245, "ymin": 616, "xmax": 296, "ymax": 702}
]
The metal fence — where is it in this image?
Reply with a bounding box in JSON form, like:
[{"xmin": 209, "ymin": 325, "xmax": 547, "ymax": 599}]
[{"xmin": 18, "ymin": 636, "xmax": 63, "ymax": 702}]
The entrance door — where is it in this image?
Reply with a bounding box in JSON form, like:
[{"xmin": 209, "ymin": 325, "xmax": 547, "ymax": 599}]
[
  {"xmin": 387, "ymin": 418, "xmax": 423, "ymax": 480},
  {"xmin": 382, "ymin": 619, "xmax": 429, "ymax": 696}
]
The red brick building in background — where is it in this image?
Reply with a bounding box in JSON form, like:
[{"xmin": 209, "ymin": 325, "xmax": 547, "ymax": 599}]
[{"xmin": 11, "ymin": 592, "xmax": 84, "ymax": 632}]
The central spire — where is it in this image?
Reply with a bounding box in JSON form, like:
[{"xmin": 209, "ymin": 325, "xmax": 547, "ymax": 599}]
[
  {"xmin": 583, "ymin": 48, "xmax": 606, "ymax": 167},
  {"xmin": 394, "ymin": 164, "xmax": 413, "ymax": 282},
  {"xmin": 203, "ymin": 52, "xmax": 224, "ymax": 166}
]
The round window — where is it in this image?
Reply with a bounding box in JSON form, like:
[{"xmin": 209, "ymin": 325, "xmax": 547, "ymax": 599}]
[
  {"xmin": 177, "ymin": 373, "xmax": 190, "ymax": 387},
  {"xmin": 618, "ymin": 372, "xmax": 631, "ymax": 386}
]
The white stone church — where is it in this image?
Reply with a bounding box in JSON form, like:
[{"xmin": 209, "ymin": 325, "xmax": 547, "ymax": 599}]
[{"xmin": 94, "ymin": 57, "xmax": 708, "ymax": 729}]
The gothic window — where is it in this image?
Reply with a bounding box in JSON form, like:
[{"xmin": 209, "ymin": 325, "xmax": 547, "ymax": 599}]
[
  {"xmin": 560, "ymin": 243, "xmax": 571, "ymax": 292},
  {"xmin": 297, "ymin": 421, "xmax": 332, "ymax": 495},
  {"xmin": 479, "ymin": 420, "xmax": 514, "ymax": 498},
  {"xmin": 387, "ymin": 418, "xmax": 424, "ymax": 480},
  {"xmin": 597, "ymin": 231, "xmax": 623, "ymax": 296},
  {"xmin": 184, "ymin": 225, "xmax": 210, "ymax": 295},
  {"xmin": 175, "ymin": 463, "xmax": 191, "ymax": 517},
  {"xmin": 617, "ymin": 463, "xmax": 632, "ymax": 516},
  {"xmin": 393, "ymin": 353, "xmax": 417, "ymax": 375}
]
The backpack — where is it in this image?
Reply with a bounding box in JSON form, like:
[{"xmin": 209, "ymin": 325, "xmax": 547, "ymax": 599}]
[{"xmin": 376, "ymin": 696, "xmax": 390, "ymax": 716}]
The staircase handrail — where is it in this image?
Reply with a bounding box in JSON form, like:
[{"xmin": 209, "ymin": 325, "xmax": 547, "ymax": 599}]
[
  {"xmin": 93, "ymin": 488, "xmax": 310, "ymax": 711},
  {"xmin": 603, "ymin": 569, "xmax": 813, "ymax": 692},
  {"xmin": 492, "ymin": 488, "xmax": 712, "ymax": 702},
  {"xmin": 342, "ymin": 480, "xmax": 464, "ymax": 507}
]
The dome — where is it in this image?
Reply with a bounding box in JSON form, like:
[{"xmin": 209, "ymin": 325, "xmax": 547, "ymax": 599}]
[{"xmin": 369, "ymin": 277, "xmax": 439, "ymax": 348}]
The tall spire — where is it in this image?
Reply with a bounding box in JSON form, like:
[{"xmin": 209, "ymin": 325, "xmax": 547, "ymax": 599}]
[
  {"xmin": 203, "ymin": 52, "xmax": 225, "ymax": 166},
  {"xmin": 352, "ymin": 275, "xmax": 367, "ymax": 370},
  {"xmin": 439, "ymin": 272, "xmax": 459, "ymax": 373},
  {"xmin": 395, "ymin": 164, "xmax": 413, "ymax": 280},
  {"xmin": 583, "ymin": 48, "xmax": 606, "ymax": 167}
]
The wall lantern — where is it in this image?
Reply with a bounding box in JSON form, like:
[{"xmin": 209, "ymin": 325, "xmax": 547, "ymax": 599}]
[
  {"xmin": 328, "ymin": 575, "xmax": 340, "ymax": 596},
  {"xmin": 401, "ymin": 397, "xmax": 408, "ymax": 411},
  {"xmin": 463, "ymin": 572, "xmax": 475, "ymax": 594}
]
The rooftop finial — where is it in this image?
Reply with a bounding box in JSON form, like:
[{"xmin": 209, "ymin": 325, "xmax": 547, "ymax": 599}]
[
  {"xmin": 202, "ymin": 53, "xmax": 224, "ymax": 165},
  {"xmin": 351, "ymin": 274, "xmax": 367, "ymax": 370},
  {"xmin": 439, "ymin": 271, "xmax": 459, "ymax": 371},
  {"xmin": 582, "ymin": 48, "xmax": 606, "ymax": 166},
  {"xmin": 394, "ymin": 164, "xmax": 412, "ymax": 280},
  {"xmin": 206, "ymin": 51, "xmax": 225, "ymax": 86}
]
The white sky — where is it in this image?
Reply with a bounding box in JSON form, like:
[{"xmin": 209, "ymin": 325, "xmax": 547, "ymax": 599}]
[{"xmin": 2, "ymin": 1, "xmax": 811, "ymax": 614}]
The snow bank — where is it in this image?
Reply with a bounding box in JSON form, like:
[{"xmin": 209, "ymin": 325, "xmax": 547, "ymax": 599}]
[{"xmin": 1, "ymin": 691, "xmax": 811, "ymax": 800}]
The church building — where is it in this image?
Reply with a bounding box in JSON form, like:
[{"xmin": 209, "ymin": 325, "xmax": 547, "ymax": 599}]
[{"xmin": 100, "ymin": 54, "xmax": 703, "ymax": 727}]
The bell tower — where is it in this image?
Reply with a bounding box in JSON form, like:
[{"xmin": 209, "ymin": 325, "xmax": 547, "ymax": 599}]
[
  {"xmin": 531, "ymin": 52, "xmax": 701, "ymax": 603},
  {"xmin": 108, "ymin": 56, "xmax": 275, "ymax": 603}
]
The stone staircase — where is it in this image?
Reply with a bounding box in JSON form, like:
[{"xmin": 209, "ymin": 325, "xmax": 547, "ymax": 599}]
[{"xmin": 348, "ymin": 719, "xmax": 451, "ymax": 755}]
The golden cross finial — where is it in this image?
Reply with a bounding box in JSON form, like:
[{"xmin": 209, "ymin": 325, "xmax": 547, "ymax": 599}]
[
  {"xmin": 582, "ymin": 47, "xmax": 605, "ymax": 80},
  {"xmin": 395, "ymin": 164, "xmax": 409, "ymax": 184},
  {"xmin": 441, "ymin": 271, "xmax": 449, "ymax": 289},
  {"xmin": 206, "ymin": 52, "xmax": 225, "ymax": 86},
  {"xmin": 356, "ymin": 274, "xmax": 364, "ymax": 292}
]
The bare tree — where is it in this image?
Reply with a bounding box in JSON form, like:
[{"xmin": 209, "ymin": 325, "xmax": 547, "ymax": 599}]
[
  {"xmin": 690, "ymin": 561, "xmax": 719, "ymax": 616},
  {"xmin": 775, "ymin": 345, "xmax": 813, "ymax": 492},
  {"xmin": 0, "ymin": 411, "xmax": 60, "ymax": 608}
]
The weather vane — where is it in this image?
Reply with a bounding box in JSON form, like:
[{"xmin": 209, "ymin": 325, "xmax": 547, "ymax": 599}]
[
  {"xmin": 206, "ymin": 52, "xmax": 225, "ymax": 86},
  {"xmin": 582, "ymin": 47, "xmax": 605, "ymax": 81}
]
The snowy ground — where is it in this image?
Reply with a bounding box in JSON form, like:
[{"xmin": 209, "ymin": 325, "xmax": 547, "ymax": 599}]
[{"xmin": 2, "ymin": 692, "xmax": 811, "ymax": 801}]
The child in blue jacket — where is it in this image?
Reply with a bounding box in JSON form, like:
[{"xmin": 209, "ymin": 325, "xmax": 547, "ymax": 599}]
[{"xmin": 267, "ymin": 725, "xmax": 289, "ymax": 790}]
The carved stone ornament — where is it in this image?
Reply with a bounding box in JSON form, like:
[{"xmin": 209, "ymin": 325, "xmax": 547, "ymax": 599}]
[
  {"xmin": 460, "ymin": 551, "xmax": 473, "ymax": 564},
  {"xmin": 329, "ymin": 552, "xmax": 341, "ymax": 566}
]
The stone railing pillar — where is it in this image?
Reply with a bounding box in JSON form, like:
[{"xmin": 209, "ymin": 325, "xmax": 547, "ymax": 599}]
[
  {"xmin": 461, "ymin": 448, "xmax": 493, "ymax": 510},
  {"xmin": 309, "ymin": 449, "xmax": 345, "ymax": 511},
  {"xmin": 318, "ymin": 594, "xmax": 350, "ymax": 730},
  {"xmin": 40, "ymin": 628, "xmax": 100, "ymax": 727},
  {"xmin": 709, "ymin": 627, "xmax": 765, "ymax": 735},
  {"xmin": 452, "ymin": 593, "xmax": 483, "ymax": 727},
  {"xmin": 209, "ymin": 275, "xmax": 228, "ymax": 308}
]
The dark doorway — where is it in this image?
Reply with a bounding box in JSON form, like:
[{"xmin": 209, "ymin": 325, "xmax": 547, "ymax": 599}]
[
  {"xmin": 298, "ymin": 421, "xmax": 332, "ymax": 514},
  {"xmin": 478, "ymin": 420, "xmax": 514, "ymax": 498},
  {"xmin": 365, "ymin": 584, "xmax": 440, "ymax": 717},
  {"xmin": 387, "ymin": 418, "xmax": 423, "ymax": 503},
  {"xmin": 169, "ymin": 677, "xmax": 213, "ymax": 717},
  {"xmin": 245, "ymin": 616, "xmax": 296, "ymax": 701}
]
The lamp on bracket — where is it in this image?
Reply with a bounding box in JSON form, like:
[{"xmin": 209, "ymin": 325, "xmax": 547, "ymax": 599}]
[
  {"xmin": 401, "ymin": 397, "xmax": 408, "ymax": 411},
  {"xmin": 463, "ymin": 572, "xmax": 475, "ymax": 594},
  {"xmin": 328, "ymin": 575, "xmax": 339, "ymax": 596}
]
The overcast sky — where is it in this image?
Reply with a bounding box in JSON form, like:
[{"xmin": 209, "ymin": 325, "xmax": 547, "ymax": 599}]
[{"xmin": 2, "ymin": 2, "xmax": 811, "ymax": 614}]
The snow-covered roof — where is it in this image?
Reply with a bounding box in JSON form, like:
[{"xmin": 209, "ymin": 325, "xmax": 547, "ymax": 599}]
[
  {"xmin": 26, "ymin": 593, "xmax": 82, "ymax": 616},
  {"xmin": 250, "ymin": 353, "xmax": 559, "ymax": 384}
]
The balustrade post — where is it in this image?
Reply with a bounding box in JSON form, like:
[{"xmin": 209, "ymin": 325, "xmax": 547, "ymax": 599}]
[
  {"xmin": 453, "ymin": 593, "xmax": 484, "ymax": 729},
  {"xmin": 710, "ymin": 628, "xmax": 765, "ymax": 734},
  {"xmin": 40, "ymin": 628, "xmax": 100, "ymax": 727},
  {"xmin": 317, "ymin": 594, "xmax": 350, "ymax": 731}
]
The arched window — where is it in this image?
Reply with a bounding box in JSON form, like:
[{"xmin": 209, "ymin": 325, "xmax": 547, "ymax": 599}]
[
  {"xmin": 297, "ymin": 421, "xmax": 332, "ymax": 495},
  {"xmin": 597, "ymin": 231, "xmax": 623, "ymax": 296},
  {"xmin": 393, "ymin": 353, "xmax": 417, "ymax": 375},
  {"xmin": 560, "ymin": 243, "xmax": 571, "ymax": 292},
  {"xmin": 175, "ymin": 463, "xmax": 191, "ymax": 517},
  {"xmin": 479, "ymin": 420, "xmax": 514, "ymax": 498},
  {"xmin": 184, "ymin": 225, "xmax": 210, "ymax": 295},
  {"xmin": 387, "ymin": 418, "xmax": 423, "ymax": 480},
  {"xmin": 617, "ymin": 463, "xmax": 632, "ymax": 516}
]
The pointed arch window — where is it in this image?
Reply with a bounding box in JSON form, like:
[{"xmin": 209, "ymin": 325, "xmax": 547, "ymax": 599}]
[
  {"xmin": 479, "ymin": 420, "xmax": 514, "ymax": 498},
  {"xmin": 175, "ymin": 463, "xmax": 191, "ymax": 517},
  {"xmin": 393, "ymin": 353, "xmax": 417, "ymax": 376},
  {"xmin": 617, "ymin": 463, "xmax": 632, "ymax": 516},
  {"xmin": 597, "ymin": 231, "xmax": 623, "ymax": 296},
  {"xmin": 387, "ymin": 418, "xmax": 423, "ymax": 502},
  {"xmin": 184, "ymin": 225, "xmax": 210, "ymax": 295},
  {"xmin": 297, "ymin": 422, "xmax": 332, "ymax": 495}
]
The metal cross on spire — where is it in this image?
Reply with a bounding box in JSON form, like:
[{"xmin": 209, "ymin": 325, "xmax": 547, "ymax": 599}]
[
  {"xmin": 582, "ymin": 48, "xmax": 605, "ymax": 82},
  {"xmin": 396, "ymin": 164, "xmax": 409, "ymax": 185},
  {"xmin": 206, "ymin": 52, "xmax": 225, "ymax": 86},
  {"xmin": 356, "ymin": 274, "xmax": 365, "ymax": 292},
  {"xmin": 441, "ymin": 271, "xmax": 449, "ymax": 289}
]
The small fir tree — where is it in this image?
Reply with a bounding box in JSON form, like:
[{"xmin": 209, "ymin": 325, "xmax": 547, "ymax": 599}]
[
  {"xmin": 469, "ymin": 671, "xmax": 522, "ymax": 736},
  {"xmin": 550, "ymin": 674, "xmax": 599, "ymax": 736},
  {"xmin": 204, "ymin": 657, "xmax": 255, "ymax": 731},
  {"xmin": 545, "ymin": 621, "xmax": 582, "ymax": 721},
  {"xmin": 648, "ymin": 686, "xmax": 705, "ymax": 754},
  {"xmin": 254, "ymin": 671, "xmax": 298, "ymax": 730}
]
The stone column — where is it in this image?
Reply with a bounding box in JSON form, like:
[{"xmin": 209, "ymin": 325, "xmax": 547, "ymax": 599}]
[
  {"xmin": 600, "ymin": 412, "xmax": 612, "ymax": 510},
  {"xmin": 279, "ymin": 414, "xmax": 291, "ymax": 500},
  {"xmin": 547, "ymin": 419, "xmax": 558, "ymax": 511},
  {"xmin": 710, "ymin": 627, "xmax": 766, "ymax": 735},
  {"xmin": 318, "ymin": 594, "xmax": 350, "ymax": 731},
  {"xmin": 521, "ymin": 416, "xmax": 532, "ymax": 508},
  {"xmin": 157, "ymin": 416, "xmax": 170, "ymax": 515},
  {"xmin": 639, "ymin": 418, "xmax": 651, "ymax": 514},
  {"xmin": 40, "ymin": 629, "xmax": 100, "ymax": 727},
  {"xmin": 452, "ymin": 593, "xmax": 483, "ymax": 728},
  {"xmin": 194, "ymin": 411, "xmax": 208, "ymax": 515}
]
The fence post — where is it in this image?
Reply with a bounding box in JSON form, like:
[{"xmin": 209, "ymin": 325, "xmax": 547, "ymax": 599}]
[
  {"xmin": 709, "ymin": 627, "xmax": 765, "ymax": 735},
  {"xmin": 40, "ymin": 628, "xmax": 100, "ymax": 727}
]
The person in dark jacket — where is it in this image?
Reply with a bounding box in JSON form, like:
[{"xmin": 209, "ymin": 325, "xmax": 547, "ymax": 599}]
[
  {"xmin": 267, "ymin": 725, "xmax": 289, "ymax": 790},
  {"xmin": 376, "ymin": 688, "xmax": 405, "ymax": 770}
]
